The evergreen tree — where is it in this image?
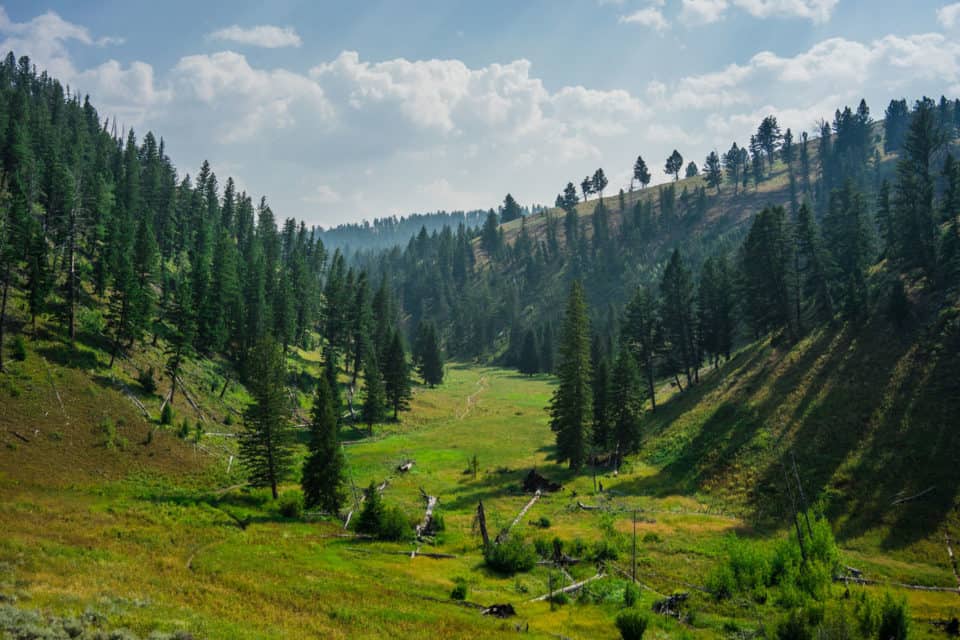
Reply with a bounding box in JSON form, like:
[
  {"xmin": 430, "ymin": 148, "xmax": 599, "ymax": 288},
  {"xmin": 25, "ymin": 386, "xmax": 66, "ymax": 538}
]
[
  {"xmin": 633, "ymin": 155, "xmax": 652, "ymax": 190},
  {"xmin": 548, "ymin": 281, "xmax": 592, "ymax": 470},
  {"xmin": 480, "ymin": 209, "xmax": 500, "ymax": 256},
  {"xmin": 660, "ymin": 250, "xmax": 697, "ymax": 389},
  {"xmin": 163, "ymin": 265, "xmax": 196, "ymax": 405},
  {"xmin": 740, "ymin": 206, "xmax": 797, "ymax": 339},
  {"xmin": 592, "ymin": 168, "xmax": 608, "ymax": 200},
  {"xmin": 360, "ymin": 352, "xmax": 387, "ymax": 434},
  {"xmin": 239, "ymin": 337, "xmax": 293, "ymax": 500},
  {"xmin": 356, "ymin": 481, "xmax": 385, "ymax": 535},
  {"xmin": 665, "ymin": 150, "xmax": 684, "ymax": 181},
  {"xmin": 518, "ymin": 328, "xmax": 539, "ymax": 376},
  {"xmin": 416, "ymin": 321, "xmax": 444, "ymax": 387},
  {"xmin": 704, "ymin": 151, "xmax": 723, "ymax": 192},
  {"xmin": 610, "ymin": 349, "xmax": 643, "ymax": 461},
  {"xmin": 383, "ymin": 330, "xmax": 412, "ymax": 420},
  {"xmin": 591, "ymin": 355, "xmax": 611, "ymax": 449},
  {"xmin": 795, "ymin": 202, "xmax": 834, "ymax": 324},
  {"xmin": 302, "ymin": 375, "xmax": 345, "ymax": 512},
  {"xmin": 623, "ymin": 287, "xmax": 660, "ymax": 411},
  {"xmin": 685, "ymin": 161, "xmax": 699, "ymax": 178},
  {"xmin": 501, "ymin": 193, "xmax": 522, "ymax": 223}
]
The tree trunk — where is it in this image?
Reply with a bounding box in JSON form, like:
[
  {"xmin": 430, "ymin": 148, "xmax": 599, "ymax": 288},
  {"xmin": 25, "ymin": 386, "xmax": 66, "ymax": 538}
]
[
  {"xmin": 0, "ymin": 274, "xmax": 9, "ymax": 372},
  {"xmin": 646, "ymin": 358, "xmax": 656, "ymax": 412},
  {"xmin": 673, "ymin": 373, "xmax": 684, "ymax": 393}
]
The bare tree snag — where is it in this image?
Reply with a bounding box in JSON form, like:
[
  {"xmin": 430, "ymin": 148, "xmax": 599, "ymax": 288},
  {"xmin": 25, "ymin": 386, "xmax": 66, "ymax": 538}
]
[
  {"xmin": 496, "ymin": 490, "xmax": 540, "ymax": 543},
  {"xmin": 528, "ymin": 573, "xmax": 604, "ymax": 602},
  {"xmin": 415, "ymin": 488, "xmax": 438, "ymax": 540},
  {"xmin": 476, "ymin": 500, "xmax": 490, "ymax": 548}
]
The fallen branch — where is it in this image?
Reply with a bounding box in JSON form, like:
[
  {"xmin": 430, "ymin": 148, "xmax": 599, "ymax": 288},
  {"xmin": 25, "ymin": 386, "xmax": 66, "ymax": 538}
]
[
  {"xmin": 7, "ymin": 430, "xmax": 30, "ymax": 443},
  {"xmin": 577, "ymin": 500, "xmax": 602, "ymax": 511},
  {"xmin": 416, "ymin": 488, "xmax": 438, "ymax": 540},
  {"xmin": 528, "ymin": 573, "xmax": 604, "ymax": 602},
  {"xmin": 496, "ymin": 490, "xmax": 540, "ymax": 543},
  {"xmin": 343, "ymin": 479, "xmax": 389, "ymax": 529},
  {"xmin": 114, "ymin": 377, "xmax": 150, "ymax": 419},
  {"xmin": 397, "ymin": 460, "xmax": 415, "ymax": 473},
  {"xmin": 344, "ymin": 546, "xmax": 455, "ymax": 559},
  {"xmin": 835, "ymin": 575, "xmax": 960, "ymax": 593},
  {"xmin": 891, "ymin": 486, "xmax": 935, "ymax": 506}
]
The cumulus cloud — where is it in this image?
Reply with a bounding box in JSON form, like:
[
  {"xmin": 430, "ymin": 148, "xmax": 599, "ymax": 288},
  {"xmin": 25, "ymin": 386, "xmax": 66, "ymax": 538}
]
[
  {"xmin": 732, "ymin": 0, "xmax": 837, "ymax": 23},
  {"xmin": 680, "ymin": 0, "xmax": 729, "ymax": 25},
  {"xmin": 208, "ymin": 24, "xmax": 302, "ymax": 48},
  {"xmin": 939, "ymin": 3, "xmax": 960, "ymax": 28},
  {"xmin": 618, "ymin": 8, "xmax": 669, "ymax": 31}
]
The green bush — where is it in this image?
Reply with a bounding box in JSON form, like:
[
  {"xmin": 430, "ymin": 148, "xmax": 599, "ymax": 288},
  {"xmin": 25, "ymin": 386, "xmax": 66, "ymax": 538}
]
[
  {"xmin": 178, "ymin": 419, "xmax": 190, "ymax": 439},
  {"xmin": 10, "ymin": 335, "xmax": 26, "ymax": 361},
  {"xmin": 592, "ymin": 538, "xmax": 619, "ymax": 562},
  {"xmin": 776, "ymin": 609, "xmax": 815, "ymax": 640},
  {"xmin": 450, "ymin": 582, "xmax": 468, "ymax": 600},
  {"xmin": 483, "ymin": 538, "xmax": 537, "ymax": 574},
  {"xmin": 100, "ymin": 418, "xmax": 117, "ymax": 449},
  {"xmin": 277, "ymin": 491, "xmax": 304, "ymax": 519},
  {"xmin": 623, "ymin": 582, "xmax": 639, "ymax": 607},
  {"xmin": 137, "ymin": 367, "xmax": 157, "ymax": 393},
  {"xmin": 224, "ymin": 413, "xmax": 234, "ymax": 426},
  {"xmin": 878, "ymin": 592, "xmax": 910, "ymax": 640},
  {"xmin": 160, "ymin": 403, "xmax": 173, "ymax": 425},
  {"xmin": 535, "ymin": 516, "xmax": 551, "ymax": 528},
  {"xmin": 615, "ymin": 611, "xmax": 648, "ymax": 640},
  {"xmin": 378, "ymin": 506, "xmax": 410, "ymax": 541}
]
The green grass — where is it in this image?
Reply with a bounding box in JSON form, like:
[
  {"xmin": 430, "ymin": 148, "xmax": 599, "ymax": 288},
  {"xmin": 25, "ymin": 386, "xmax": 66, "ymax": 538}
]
[{"xmin": 2, "ymin": 286, "xmax": 960, "ymax": 637}]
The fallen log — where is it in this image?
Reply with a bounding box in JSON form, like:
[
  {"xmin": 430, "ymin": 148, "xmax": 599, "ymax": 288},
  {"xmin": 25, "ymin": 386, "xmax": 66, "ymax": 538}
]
[
  {"xmin": 345, "ymin": 547, "xmax": 455, "ymax": 559},
  {"xmin": 834, "ymin": 574, "xmax": 960, "ymax": 593},
  {"xmin": 891, "ymin": 486, "xmax": 935, "ymax": 506},
  {"xmin": 577, "ymin": 500, "xmax": 602, "ymax": 511},
  {"xmin": 398, "ymin": 460, "xmax": 415, "ymax": 473},
  {"xmin": 528, "ymin": 573, "xmax": 604, "ymax": 602},
  {"xmin": 415, "ymin": 488, "xmax": 438, "ymax": 540},
  {"xmin": 496, "ymin": 490, "xmax": 540, "ymax": 543},
  {"xmin": 8, "ymin": 430, "xmax": 30, "ymax": 443}
]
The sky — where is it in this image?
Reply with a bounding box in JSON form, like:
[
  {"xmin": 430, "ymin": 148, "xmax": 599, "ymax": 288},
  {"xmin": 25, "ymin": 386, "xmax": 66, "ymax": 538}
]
[{"xmin": 5, "ymin": 0, "xmax": 960, "ymax": 227}]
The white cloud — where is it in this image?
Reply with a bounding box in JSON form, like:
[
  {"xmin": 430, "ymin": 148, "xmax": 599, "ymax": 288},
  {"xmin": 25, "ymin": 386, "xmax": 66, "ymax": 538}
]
[
  {"xmin": 732, "ymin": 0, "xmax": 837, "ymax": 23},
  {"xmin": 302, "ymin": 184, "xmax": 343, "ymax": 204},
  {"xmin": 939, "ymin": 3, "xmax": 960, "ymax": 28},
  {"xmin": 618, "ymin": 8, "xmax": 669, "ymax": 31},
  {"xmin": 681, "ymin": 0, "xmax": 729, "ymax": 25},
  {"xmin": 208, "ymin": 24, "xmax": 302, "ymax": 48}
]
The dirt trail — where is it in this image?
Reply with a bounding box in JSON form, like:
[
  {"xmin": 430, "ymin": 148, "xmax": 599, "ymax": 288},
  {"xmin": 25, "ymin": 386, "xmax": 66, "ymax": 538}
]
[{"xmin": 457, "ymin": 375, "xmax": 489, "ymax": 420}]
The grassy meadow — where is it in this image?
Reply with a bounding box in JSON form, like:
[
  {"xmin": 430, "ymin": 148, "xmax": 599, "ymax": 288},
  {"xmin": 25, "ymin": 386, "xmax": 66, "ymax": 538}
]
[{"xmin": 2, "ymin": 314, "xmax": 960, "ymax": 637}]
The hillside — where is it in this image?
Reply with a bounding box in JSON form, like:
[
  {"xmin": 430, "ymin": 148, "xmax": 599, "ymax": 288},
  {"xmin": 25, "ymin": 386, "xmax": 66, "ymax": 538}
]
[{"xmin": 2, "ymin": 52, "xmax": 960, "ymax": 639}]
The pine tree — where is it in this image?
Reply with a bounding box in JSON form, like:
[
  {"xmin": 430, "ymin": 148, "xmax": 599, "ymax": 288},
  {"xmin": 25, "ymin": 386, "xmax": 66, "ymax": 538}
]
[
  {"xmin": 795, "ymin": 202, "xmax": 834, "ymax": 324},
  {"xmin": 416, "ymin": 322, "xmax": 444, "ymax": 387},
  {"xmin": 239, "ymin": 337, "xmax": 293, "ymax": 500},
  {"xmin": 623, "ymin": 287, "xmax": 659, "ymax": 411},
  {"xmin": 740, "ymin": 206, "xmax": 797, "ymax": 339},
  {"xmin": 360, "ymin": 352, "xmax": 387, "ymax": 434},
  {"xmin": 665, "ymin": 150, "xmax": 684, "ymax": 181},
  {"xmin": 518, "ymin": 328, "xmax": 539, "ymax": 375},
  {"xmin": 356, "ymin": 481, "xmax": 385, "ymax": 535},
  {"xmin": 685, "ymin": 161, "xmax": 698, "ymax": 178},
  {"xmin": 501, "ymin": 193, "xmax": 522, "ymax": 223},
  {"xmin": 591, "ymin": 355, "xmax": 611, "ymax": 449},
  {"xmin": 383, "ymin": 330, "xmax": 411, "ymax": 420},
  {"xmin": 660, "ymin": 250, "xmax": 697, "ymax": 389},
  {"xmin": 633, "ymin": 155, "xmax": 651, "ymax": 190},
  {"xmin": 549, "ymin": 281, "xmax": 592, "ymax": 470},
  {"xmin": 301, "ymin": 375, "xmax": 345, "ymax": 512},
  {"xmin": 592, "ymin": 168, "xmax": 608, "ymax": 200},
  {"xmin": 610, "ymin": 349, "xmax": 643, "ymax": 462},
  {"xmin": 704, "ymin": 151, "xmax": 723, "ymax": 193}
]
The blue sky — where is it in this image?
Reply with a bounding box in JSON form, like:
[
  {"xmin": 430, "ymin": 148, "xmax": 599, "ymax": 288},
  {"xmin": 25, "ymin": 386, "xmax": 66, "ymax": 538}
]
[{"xmin": 5, "ymin": 1, "xmax": 960, "ymax": 226}]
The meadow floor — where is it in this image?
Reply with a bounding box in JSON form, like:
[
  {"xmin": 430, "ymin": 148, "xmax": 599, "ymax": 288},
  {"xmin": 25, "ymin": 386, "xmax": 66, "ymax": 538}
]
[{"xmin": 1, "ymin": 361, "xmax": 958, "ymax": 638}]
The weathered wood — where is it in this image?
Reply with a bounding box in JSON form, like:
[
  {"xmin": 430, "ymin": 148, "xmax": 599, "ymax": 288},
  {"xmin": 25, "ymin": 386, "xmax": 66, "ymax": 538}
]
[
  {"xmin": 343, "ymin": 479, "xmax": 389, "ymax": 529},
  {"xmin": 496, "ymin": 490, "xmax": 540, "ymax": 543},
  {"xmin": 891, "ymin": 486, "xmax": 935, "ymax": 506},
  {"xmin": 945, "ymin": 533, "xmax": 960, "ymax": 591},
  {"xmin": 415, "ymin": 488, "xmax": 438, "ymax": 540},
  {"xmin": 8, "ymin": 430, "xmax": 30, "ymax": 443},
  {"xmin": 835, "ymin": 574, "xmax": 960, "ymax": 593},
  {"xmin": 528, "ymin": 573, "xmax": 604, "ymax": 602},
  {"xmin": 397, "ymin": 460, "xmax": 415, "ymax": 473},
  {"xmin": 577, "ymin": 500, "xmax": 601, "ymax": 511},
  {"xmin": 346, "ymin": 547, "xmax": 456, "ymax": 559},
  {"xmin": 476, "ymin": 500, "xmax": 490, "ymax": 547}
]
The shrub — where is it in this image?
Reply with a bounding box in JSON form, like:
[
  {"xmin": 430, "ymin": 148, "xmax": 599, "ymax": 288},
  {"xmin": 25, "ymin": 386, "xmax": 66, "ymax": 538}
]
[
  {"xmin": 878, "ymin": 593, "xmax": 910, "ymax": 640},
  {"xmin": 776, "ymin": 609, "xmax": 815, "ymax": 640},
  {"xmin": 450, "ymin": 582, "xmax": 468, "ymax": 601},
  {"xmin": 483, "ymin": 538, "xmax": 537, "ymax": 574},
  {"xmin": 549, "ymin": 591, "xmax": 569, "ymax": 606},
  {"xmin": 10, "ymin": 335, "xmax": 26, "ymax": 361},
  {"xmin": 178, "ymin": 419, "xmax": 190, "ymax": 439},
  {"xmin": 378, "ymin": 506, "xmax": 409, "ymax": 541},
  {"xmin": 193, "ymin": 422, "xmax": 204, "ymax": 443},
  {"xmin": 277, "ymin": 491, "xmax": 304, "ymax": 519},
  {"xmin": 535, "ymin": 516, "xmax": 551, "ymax": 528},
  {"xmin": 137, "ymin": 367, "xmax": 157, "ymax": 393},
  {"xmin": 429, "ymin": 512, "xmax": 445, "ymax": 533},
  {"xmin": 624, "ymin": 582, "xmax": 639, "ymax": 607},
  {"xmin": 615, "ymin": 611, "xmax": 648, "ymax": 640},
  {"xmin": 160, "ymin": 404, "xmax": 173, "ymax": 425},
  {"xmin": 592, "ymin": 539, "xmax": 619, "ymax": 562},
  {"xmin": 224, "ymin": 413, "xmax": 233, "ymax": 426},
  {"xmin": 100, "ymin": 418, "xmax": 117, "ymax": 449}
]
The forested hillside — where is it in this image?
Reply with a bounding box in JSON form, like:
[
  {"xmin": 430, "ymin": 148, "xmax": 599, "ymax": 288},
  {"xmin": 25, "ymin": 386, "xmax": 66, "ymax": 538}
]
[{"xmin": 2, "ymin": 48, "xmax": 960, "ymax": 639}]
